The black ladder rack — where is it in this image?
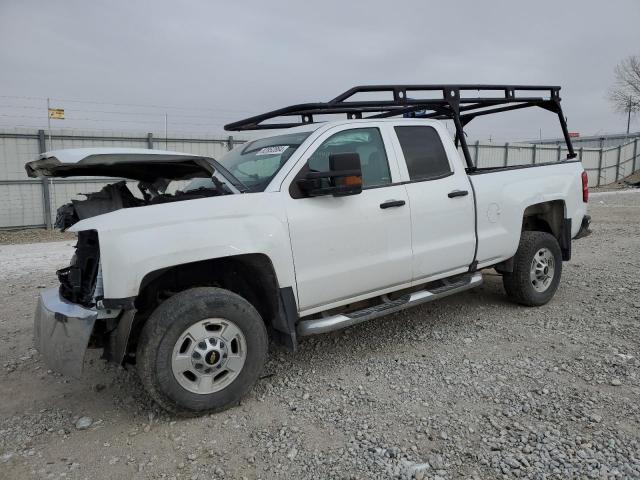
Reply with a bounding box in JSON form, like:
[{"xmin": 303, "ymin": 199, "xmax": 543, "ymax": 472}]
[{"xmin": 224, "ymin": 84, "xmax": 576, "ymax": 170}]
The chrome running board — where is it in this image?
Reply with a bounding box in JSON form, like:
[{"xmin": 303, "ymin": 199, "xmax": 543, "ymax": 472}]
[{"xmin": 297, "ymin": 272, "xmax": 483, "ymax": 336}]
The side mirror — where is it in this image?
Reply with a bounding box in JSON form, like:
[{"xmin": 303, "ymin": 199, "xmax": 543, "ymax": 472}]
[{"xmin": 297, "ymin": 153, "xmax": 363, "ymax": 197}]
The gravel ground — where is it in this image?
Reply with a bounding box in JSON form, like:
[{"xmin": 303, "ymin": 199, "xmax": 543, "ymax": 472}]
[
  {"xmin": 0, "ymin": 228, "xmax": 75, "ymax": 246},
  {"xmin": 0, "ymin": 191, "xmax": 638, "ymax": 480}
]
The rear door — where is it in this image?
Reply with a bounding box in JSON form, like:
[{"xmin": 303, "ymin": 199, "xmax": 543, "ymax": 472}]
[
  {"xmin": 389, "ymin": 123, "xmax": 476, "ymax": 282},
  {"xmin": 283, "ymin": 124, "xmax": 413, "ymax": 314}
]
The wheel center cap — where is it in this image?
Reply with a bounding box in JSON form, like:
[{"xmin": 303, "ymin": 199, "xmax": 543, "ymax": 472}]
[
  {"xmin": 191, "ymin": 337, "xmax": 229, "ymax": 372},
  {"xmin": 205, "ymin": 350, "xmax": 220, "ymax": 365}
]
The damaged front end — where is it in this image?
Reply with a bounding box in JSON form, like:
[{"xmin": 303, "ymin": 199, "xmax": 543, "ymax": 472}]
[
  {"xmin": 26, "ymin": 147, "xmax": 243, "ymax": 231},
  {"xmin": 28, "ymin": 148, "xmax": 242, "ymax": 376},
  {"xmin": 33, "ymin": 287, "xmax": 98, "ymax": 378},
  {"xmin": 54, "ymin": 178, "xmax": 231, "ymax": 231},
  {"xmin": 54, "ymin": 181, "xmax": 144, "ymax": 230},
  {"xmin": 57, "ymin": 230, "xmax": 101, "ymax": 304},
  {"xmin": 34, "ymin": 230, "xmax": 103, "ymax": 377}
]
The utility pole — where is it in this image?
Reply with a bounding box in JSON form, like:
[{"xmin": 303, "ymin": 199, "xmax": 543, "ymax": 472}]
[
  {"xmin": 47, "ymin": 97, "xmax": 52, "ymax": 151},
  {"xmin": 164, "ymin": 113, "xmax": 168, "ymax": 149}
]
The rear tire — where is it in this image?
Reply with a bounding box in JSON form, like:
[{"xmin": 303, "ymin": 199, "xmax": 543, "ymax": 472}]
[
  {"xmin": 137, "ymin": 287, "xmax": 268, "ymax": 415},
  {"xmin": 502, "ymin": 231, "xmax": 562, "ymax": 306}
]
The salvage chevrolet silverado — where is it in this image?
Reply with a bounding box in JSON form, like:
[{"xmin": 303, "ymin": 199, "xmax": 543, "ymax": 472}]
[{"xmin": 29, "ymin": 85, "xmax": 591, "ymax": 414}]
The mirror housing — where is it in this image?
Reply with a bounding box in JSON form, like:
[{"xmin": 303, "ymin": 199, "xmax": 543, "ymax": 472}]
[{"xmin": 297, "ymin": 153, "xmax": 363, "ymax": 197}]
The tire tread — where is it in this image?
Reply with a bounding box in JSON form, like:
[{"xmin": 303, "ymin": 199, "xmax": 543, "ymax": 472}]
[
  {"xmin": 136, "ymin": 287, "xmax": 268, "ymax": 416},
  {"xmin": 502, "ymin": 231, "xmax": 562, "ymax": 306}
]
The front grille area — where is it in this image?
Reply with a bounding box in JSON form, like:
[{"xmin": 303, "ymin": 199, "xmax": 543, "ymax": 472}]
[{"xmin": 58, "ymin": 230, "xmax": 100, "ymax": 306}]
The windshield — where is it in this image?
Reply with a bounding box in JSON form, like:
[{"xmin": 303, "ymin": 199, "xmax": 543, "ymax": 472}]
[{"xmin": 218, "ymin": 132, "xmax": 311, "ymax": 192}]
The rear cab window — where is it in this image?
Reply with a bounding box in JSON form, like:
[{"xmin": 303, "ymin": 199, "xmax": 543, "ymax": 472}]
[{"xmin": 394, "ymin": 126, "xmax": 452, "ymax": 181}]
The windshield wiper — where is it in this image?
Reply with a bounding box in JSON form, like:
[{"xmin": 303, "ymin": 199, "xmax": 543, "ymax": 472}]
[
  {"xmin": 230, "ymin": 176, "xmax": 250, "ymax": 193},
  {"xmin": 209, "ymin": 159, "xmax": 250, "ymax": 193}
]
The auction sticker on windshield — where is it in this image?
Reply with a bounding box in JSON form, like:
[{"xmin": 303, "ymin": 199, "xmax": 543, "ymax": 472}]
[{"xmin": 256, "ymin": 146, "xmax": 288, "ymax": 155}]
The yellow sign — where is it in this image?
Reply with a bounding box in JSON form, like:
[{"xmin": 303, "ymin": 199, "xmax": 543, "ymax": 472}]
[{"xmin": 48, "ymin": 108, "xmax": 64, "ymax": 119}]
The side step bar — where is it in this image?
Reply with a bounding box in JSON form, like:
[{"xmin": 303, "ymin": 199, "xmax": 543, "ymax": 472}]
[{"xmin": 297, "ymin": 272, "xmax": 483, "ymax": 336}]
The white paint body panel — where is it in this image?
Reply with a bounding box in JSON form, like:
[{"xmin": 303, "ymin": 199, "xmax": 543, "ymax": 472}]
[
  {"xmin": 285, "ymin": 186, "xmax": 412, "ymax": 312},
  {"xmin": 470, "ymin": 162, "xmax": 588, "ymax": 268},
  {"xmin": 37, "ymin": 148, "xmax": 203, "ymax": 164},
  {"xmin": 57, "ymin": 118, "xmax": 587, "ymax": 315},
  {"xmin": 281, "ymin": 122, "xmax": 412, "ymax": 312},
  {"xmin": 386, "ymin": 121, "xmax": 476, "ymax": 282},
  {"xmin": 69, "ymin": 193, "xmax": 297, "ymax": 300}
]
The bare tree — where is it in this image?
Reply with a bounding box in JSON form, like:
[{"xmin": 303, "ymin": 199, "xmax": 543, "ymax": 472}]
[{"xmin": 609, "ymin": 54, "xmax": 640, "ymax": 133}]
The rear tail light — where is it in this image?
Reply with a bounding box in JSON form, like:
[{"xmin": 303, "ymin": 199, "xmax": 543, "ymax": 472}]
[{"xmin": 581, "ymin": 171, "xmax": 589, "ymax": 203}]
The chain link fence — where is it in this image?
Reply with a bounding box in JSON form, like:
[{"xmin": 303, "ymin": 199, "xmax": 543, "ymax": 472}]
[{"xmin": 0, "ymin": 128, "xmax": 638, "ymax": 229}]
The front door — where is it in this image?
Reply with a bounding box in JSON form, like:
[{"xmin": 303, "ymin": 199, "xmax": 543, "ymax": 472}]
[{"xmin": 284, "ymin": 125, "xmax": 413, "ymax": 313}]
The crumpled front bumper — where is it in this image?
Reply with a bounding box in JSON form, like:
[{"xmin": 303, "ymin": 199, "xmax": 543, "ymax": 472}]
[{"xmin": 33, "ymin": 287, "xmax": 97, "ymax": 378}]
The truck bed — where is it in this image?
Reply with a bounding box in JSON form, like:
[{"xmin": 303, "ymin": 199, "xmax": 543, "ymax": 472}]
[{"xmin": 469, "ymin": 160, "xmax": 588, "ymax": 269}]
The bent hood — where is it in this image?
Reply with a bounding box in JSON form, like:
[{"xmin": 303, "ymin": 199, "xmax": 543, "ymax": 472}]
[
  {"xmin": 66, "ymin": 189, "xmax": 252, "ymax": 233},
  {"xmin": 25, "ymin": 148, "xmax": 216, "ymax": 182}
]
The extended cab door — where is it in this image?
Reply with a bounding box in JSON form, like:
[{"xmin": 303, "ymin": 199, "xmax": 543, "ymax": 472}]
[
  {"xmin": 389, "ymin": 123, "xmax": 476, "ymax": 282},
  {"xmin": 284, "ymin": 124, "xmax": 413, "ymax": 314}
]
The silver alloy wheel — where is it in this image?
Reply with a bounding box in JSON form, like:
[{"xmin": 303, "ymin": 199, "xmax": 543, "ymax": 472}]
[
  {"xmin": 530, "ymin": 247, "xmax": 555, "ymax": 293},
  {"xmin": 171, "ymin": 318, "xmax": 247, "ymax": 395}
]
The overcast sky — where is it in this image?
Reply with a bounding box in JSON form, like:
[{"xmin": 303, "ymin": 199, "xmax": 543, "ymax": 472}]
[{"xmin": 0, "ymin": 0, "xmax": 638, "ymax": 141}]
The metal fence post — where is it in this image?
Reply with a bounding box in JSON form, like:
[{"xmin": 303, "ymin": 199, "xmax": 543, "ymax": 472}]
[
  {"xmin": 557, "ymin": 144, "xmax": 562, "ymax": 161},
  {"xmin": 615, "ymin": 144, "xmax": 622, "ymax": 181},
  {"xmin": 503, "ymin": 142, "xmax": 509, "ymax": 167},
  {"xmin": 474, "ymin": 140, "xmax": 479, "ymax": 167},
  {"xmin": 579, "ymin": 147, "xmax": 583, "ymax": 163},
  {"xmin": 596, "ymin": 143, "xmax": 604, "ymax": 187},
  {"xmin": 38, "ymin": 129, "xmax": 53, "ymax": 229},
  {"xmin": 531, "ymin": 144, "xmax": 537, "ymax": 164},
  {"xmin": 227, "ymin": 135, "xmax": 234, "ymax": 151},
  {"xmin": 147, "ymin": 132, "xmax": 154, "ymax": 149},
  {"xmin": 633, "ymin": 138, "xmax": 638, "ymax": 173}
]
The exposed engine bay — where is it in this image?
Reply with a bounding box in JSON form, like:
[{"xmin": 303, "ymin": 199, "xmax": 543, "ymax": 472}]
[
  {"xmin": 55, "ymin": 177, "xmax": 228, "ymax": 230},
  {"xmin": 25, "ymin": 149, "xmax": 243, "ymax": 231},
  {"xmin": 55, "ymin": 178, "xmax": 228, "ymax": 305},
  {"xmin": 25, "ymin": 149, "xmax": 243, "ymax": 305}
]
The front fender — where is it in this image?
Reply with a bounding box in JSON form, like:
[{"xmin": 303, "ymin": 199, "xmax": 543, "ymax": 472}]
[{"xmin": 72, "ymin": 193, "xmax": 296, "ymax": 300}]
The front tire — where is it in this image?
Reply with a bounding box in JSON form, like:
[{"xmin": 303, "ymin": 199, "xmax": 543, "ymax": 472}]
[
  {"xmin": 137, "ymin": 287, "xmax": 268, "ymax": 415},
  {"xmin": 502, "ymin": 231, "xmax": 562, "ymax": 306}
]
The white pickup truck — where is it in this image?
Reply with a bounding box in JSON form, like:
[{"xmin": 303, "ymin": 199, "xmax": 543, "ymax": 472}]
[{"xmin": 29, "ymin": 85, "xmax": 591, "ymax": 414}]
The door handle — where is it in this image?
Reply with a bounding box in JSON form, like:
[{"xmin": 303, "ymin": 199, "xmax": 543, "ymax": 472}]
[
  {"xmin": 447, "ymin": 190, "xmax": 469, "ymax": 198},
  {"xmin": 380, "ymin": 199, "xmax": 406, "ymax": 209}
]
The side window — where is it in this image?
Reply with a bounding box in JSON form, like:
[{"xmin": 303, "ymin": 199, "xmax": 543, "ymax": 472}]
[
  {"xmin": 307, "ymin": 127, "xmax": 391, "ymax": 188},
  {"xmin": 394, "ymin": 126, "xmax": 452, "ymax": 181}
]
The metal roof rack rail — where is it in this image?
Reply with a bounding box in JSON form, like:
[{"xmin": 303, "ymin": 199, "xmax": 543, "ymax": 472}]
[{"xmin": 224, "ymin": 84, "xmax": 576, "ymax": 170}]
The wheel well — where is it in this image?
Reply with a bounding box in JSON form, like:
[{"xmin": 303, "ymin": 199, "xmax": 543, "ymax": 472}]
[
  {"xmin": 129, "ymin": 254, "xmax": 280, "ymax": 354},
  {"xmin": 498, "ymin": 200, "xmax": 570, "ymax": 273},
  {"xmin": 521, "ymin": 200, "xmax": 571, "ymax": 261},
  {"xmin": 522, "ymin": 200, "xmax": 565, "ymax": 237}
]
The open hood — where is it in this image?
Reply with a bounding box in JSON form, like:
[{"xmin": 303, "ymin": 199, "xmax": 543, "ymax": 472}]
[
  {"xmin": 25, "ymin": 148, "xmax": 216, "ymax": 182},
  {"xmin": 24, "ymin": 148, "xmax": 244, "ymax": 231}
]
